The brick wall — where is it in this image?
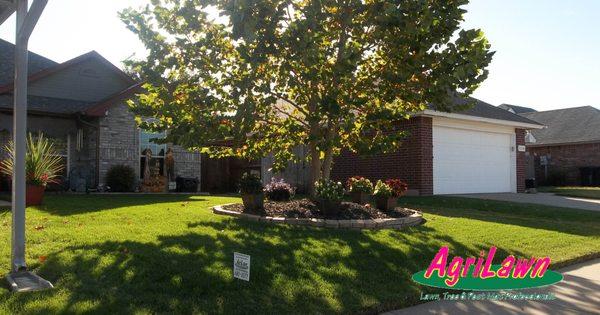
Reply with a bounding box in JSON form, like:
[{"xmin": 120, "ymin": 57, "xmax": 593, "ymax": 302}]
[
  {"xmin": 516, "ymin": 128, "xmax": 526, "ymax": 193},
  {"xmin": 331, "ymin": 116, "xmax": 433, "ymax": 195},
  {"xmin": 527, "ymin": 142, "xmax": 600, "ymax": 185}
]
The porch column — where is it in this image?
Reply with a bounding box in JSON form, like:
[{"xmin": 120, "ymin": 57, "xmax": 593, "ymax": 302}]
[
  {"xmin": 11, "ymin": 0, "xmax": 28, "ymax": 272},
  {"xmin": 11, "ymin": 0, "xmax": 47, "ymax": 272}
]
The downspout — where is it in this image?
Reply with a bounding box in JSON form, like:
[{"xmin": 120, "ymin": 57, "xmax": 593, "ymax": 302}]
[{"xmin": 77, "ymin": 114, "xmax": 100, "ymax": 188}]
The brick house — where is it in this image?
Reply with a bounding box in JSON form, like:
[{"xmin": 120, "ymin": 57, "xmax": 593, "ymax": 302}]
[
  {"xmin": 264, "ymin": 98, "xmax": 543, "ymax": 195},
  {"xmin": 0, "ymin": 39, "xmax": 202, "ymax": 191},
  {"xmin": 0, "ymin": 39, "xmax": 547, "ymax": 195},
  {"xmin": 517, "ymin": 106, "xmax": 600, "ymax": 186}
]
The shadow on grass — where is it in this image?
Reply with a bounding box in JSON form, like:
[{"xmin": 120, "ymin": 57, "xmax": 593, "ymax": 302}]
[
  {"xmin": 1, "ymin": 219, "xmax": 496, "ymax": 314},
  {"xmin": 32, "ymin": 194, "xmax": 206, "ymax": 216},
  {"xmin": 399, "ymin": 196, "xmax": 600, "ymax": 237}
]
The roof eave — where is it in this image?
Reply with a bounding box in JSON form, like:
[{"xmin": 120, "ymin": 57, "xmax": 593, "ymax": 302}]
[
  {"xmin": 0, "ymin": 107, "xmax": 76, "ymax": 118},
  {"xmin": 82, "ymin": 82, "xmax": 144, "ymax": 117},
  {"xmin": 0, "ymin": 0, "xmax": 15, "ymax": 26},
  {"xmin": 526, "ymin": 139, "xmax": 600, "ymax": 147},
  {"xmin": 418, "ymin": 109, "xmax": 546, "ymax": 129}
]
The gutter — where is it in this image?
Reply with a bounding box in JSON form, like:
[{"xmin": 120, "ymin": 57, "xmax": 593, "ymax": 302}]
[
  {"xmin": 526, "ymin": 140, "xmax": 600, "ymax": 148},
  {"xmin": 417, "ymin": 109, "xmax": 545, "ymax": 129},
  {"xmin": 0, "ymin": 107, "xmax": 73, "ymax": 118}
]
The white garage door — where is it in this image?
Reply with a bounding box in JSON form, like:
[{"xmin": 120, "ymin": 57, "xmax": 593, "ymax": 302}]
[{"xmin": 433, "ymin": 125, "xmax": 514, "ymax": 194}]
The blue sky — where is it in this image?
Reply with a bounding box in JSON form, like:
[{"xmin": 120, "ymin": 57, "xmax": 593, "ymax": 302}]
[{"xmin": 0, "ymin": 0, "xmax": 598, "ymax": 111}]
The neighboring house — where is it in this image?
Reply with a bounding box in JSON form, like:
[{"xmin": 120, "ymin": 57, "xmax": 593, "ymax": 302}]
[
  {"xmin": 498, "ymin": 104, "xmax": 537, "ymax": 114},
  {"xmin": 0, "ymin": 39, "xmax": 202, "ymax": 191},
  {"xmin": 517, "ymin": 106, "xmax": 600, "ymax": 186},
  {"xmin": 264, "ymin": 98, "xmax": 544, "ymax": 195}
]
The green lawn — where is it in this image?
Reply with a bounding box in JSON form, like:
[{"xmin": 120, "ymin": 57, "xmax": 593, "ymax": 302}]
[
  {"xmin": 538, "ymin": 186, "xmax": 600, "ymax": 200},
  {"xmin": 0, "ymin": 195, "xmax": 599, "ymax": 314}
]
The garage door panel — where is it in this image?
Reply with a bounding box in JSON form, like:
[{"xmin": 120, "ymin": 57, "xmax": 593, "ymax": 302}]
[{"xmin": 433, "ymin": 125, "xmax": 513, "ymax": 194}]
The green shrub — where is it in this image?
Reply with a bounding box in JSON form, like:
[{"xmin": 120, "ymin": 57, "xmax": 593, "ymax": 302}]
[
  {"xmin": 239, "ymin": 173, "xmax": 263, "ymax": 194},
  {"xmin": 106, "ymin": 165, "xmax": 136, "ymax": 192}
]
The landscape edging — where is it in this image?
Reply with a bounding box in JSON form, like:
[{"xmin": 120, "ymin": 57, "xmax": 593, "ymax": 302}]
[{"xmin": 212, "ymin": 204, "xmax": 423, "ymax": 230}]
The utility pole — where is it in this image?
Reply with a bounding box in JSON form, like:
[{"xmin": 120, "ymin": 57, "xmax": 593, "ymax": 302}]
[{"xmin": 4, "ymin": 0, "xmax": 52, "ymax": 292}]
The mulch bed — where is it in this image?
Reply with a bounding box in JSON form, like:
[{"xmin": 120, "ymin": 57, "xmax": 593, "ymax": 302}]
[{"xmin": 222, "ymin": 198, "xmax": 415, "ymax": 220}]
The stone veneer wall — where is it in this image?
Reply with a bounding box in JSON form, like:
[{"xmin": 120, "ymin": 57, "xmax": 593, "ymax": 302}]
[
  {"xmin": 170, "ymin": 144, "xmax": 202, "ymax": 187},
  {"xmin": 96, "ymin": 102, "xmax": 202, "ymax": 190},
  {"xmin": 97, "ymin": 102, "xmax": 140, "ymax": 185}
]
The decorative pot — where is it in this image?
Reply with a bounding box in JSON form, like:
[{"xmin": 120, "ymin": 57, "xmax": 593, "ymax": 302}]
[
  {"xmin": 350, "ymin": 191, "xmax": 370, "ymax": 205},
  {"xmin": 317, "ymin": 198, "xmax": 342, "ymax": 217},
  {"xmin": 26, "ymin": 184, "xmax": 45, "ymax": 206},
  {"xmin": 241, "ymin": 193, "xmax": 264, "ymax": 213},
  {"xmin": 375, "ymin": 196, "xmax": 398, "ymax": 211}
]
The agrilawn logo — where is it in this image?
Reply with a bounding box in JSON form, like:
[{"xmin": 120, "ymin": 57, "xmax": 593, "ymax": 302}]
[{"xmin": 412, "ymin": 246, "xmax": 563, "ymax": 290}]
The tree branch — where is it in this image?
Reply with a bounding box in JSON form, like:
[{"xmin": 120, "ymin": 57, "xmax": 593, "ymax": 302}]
[
  {"xmin": 268, "ymin": 91, "xmax": 310, "ymax": 117},
  {"xmin": 270, "ymin": 103, "xmax": 310, "ymax": 128}
]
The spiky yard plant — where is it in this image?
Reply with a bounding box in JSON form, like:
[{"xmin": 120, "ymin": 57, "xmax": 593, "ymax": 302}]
[{"xmin": 0, "ymin": 133, "xmax": 64, "ymax": 186}]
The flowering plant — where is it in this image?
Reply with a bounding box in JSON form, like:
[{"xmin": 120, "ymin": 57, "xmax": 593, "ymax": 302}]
[
  {"xmin": 0, "ymin": 133, "xmax": 63, "ymax": 186},
  {"xmin": 373, "ymin": 179, "xmax": 408, "ymax": 198},
  {"xmin": 385, "ymin": 179, "xmax": 408, "ymax": 197},
  {"xmin": 346, "ymin": 176, "xmax": 373, "ymax": 194},
  {"xmin": 373, "ymin": 180, "xmax": 393, "ymax": 198},
  {"xmin": 314, "ymin": 179, "xmax": 344, "ymax": 202},
  {"xmin": 264, "ymin": 178, "xmax": 296, "ymax": 201}
]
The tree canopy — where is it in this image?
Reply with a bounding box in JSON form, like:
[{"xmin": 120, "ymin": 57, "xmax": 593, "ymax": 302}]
[{"xmin": 121, "ymin": 0, "xmax": 493, "ymax": 192}]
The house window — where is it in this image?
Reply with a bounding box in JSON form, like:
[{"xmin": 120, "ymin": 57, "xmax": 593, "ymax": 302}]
[{"xmin": 139, "ymin": 130, "xmax": 167, "ymax": 179}]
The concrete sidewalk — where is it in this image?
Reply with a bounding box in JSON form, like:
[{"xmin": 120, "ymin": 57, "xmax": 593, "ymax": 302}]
[
  {"xmin": 457, "ymin": 193, "xmax": 600, "ymax": 212},
  {"xmin": 385, "ymin": 258, "xmax": 600, "ymax": 315}
]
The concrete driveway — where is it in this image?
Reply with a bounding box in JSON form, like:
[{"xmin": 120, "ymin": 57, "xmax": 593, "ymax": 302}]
[
  {"xmin": 455, "ymin": 193, "xmax": 600, "ymax": 212},
  {"xmin": 385, "ymin": 258, "xmax": 600, "ymax": 315}
]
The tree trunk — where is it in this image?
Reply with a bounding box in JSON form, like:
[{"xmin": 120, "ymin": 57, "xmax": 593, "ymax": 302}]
[
  {"xmin": 321, "ymin": 126, "xmax": 336, "ymax": 180},
  {"xmin": 308, "ymin": 141, "xmax": 321, "ymax": 198},
  {"xmin": 322, "ymin": 150, "xmax": 333, "ymax": 180}
]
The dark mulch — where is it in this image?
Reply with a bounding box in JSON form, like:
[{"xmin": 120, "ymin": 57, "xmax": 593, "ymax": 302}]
[{"xmin": 222, "ymin": 198, "xmax": 415, "ymax": 220}]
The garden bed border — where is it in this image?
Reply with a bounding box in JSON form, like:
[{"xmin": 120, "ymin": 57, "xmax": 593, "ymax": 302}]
[{"xmin": 212, "ymin": 204, "xmax": 424, "ymax": 230}]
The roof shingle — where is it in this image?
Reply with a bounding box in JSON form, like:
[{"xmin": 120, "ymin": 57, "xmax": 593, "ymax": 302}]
[
  {"xmin": 429, "ymin": 97, "xmax": 542, "ymax": 125},
  {"xmin": 520, "ymin": 106, "xmax": 600, "ymax": 145},
  {"xmin": 498, "ymin": 103, "xmax": 537, "ymax": 114},
  {"xmin": 0, "ymin": 38, "xmax": 57, "ymax": 86}
]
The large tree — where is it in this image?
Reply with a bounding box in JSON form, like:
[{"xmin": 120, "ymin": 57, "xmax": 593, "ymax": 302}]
[{"xmin": 121, "ymin": 0, "xmax": 493, "ymax": 194}]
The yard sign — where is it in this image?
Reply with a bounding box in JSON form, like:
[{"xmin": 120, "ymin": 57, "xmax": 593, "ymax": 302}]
[{"xmin": 233, "ymin": 252, "xmax": 250, "ymax": 281}]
